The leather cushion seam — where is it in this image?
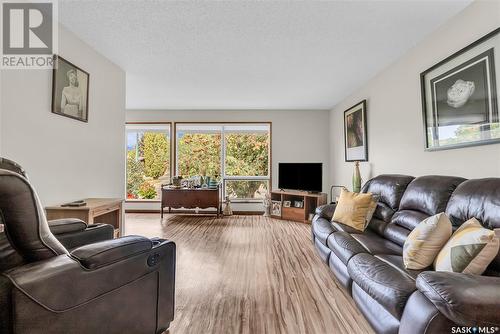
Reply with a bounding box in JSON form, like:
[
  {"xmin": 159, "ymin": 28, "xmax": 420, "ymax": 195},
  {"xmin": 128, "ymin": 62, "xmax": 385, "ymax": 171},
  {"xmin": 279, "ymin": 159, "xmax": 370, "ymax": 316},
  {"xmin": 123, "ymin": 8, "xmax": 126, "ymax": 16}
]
[
  {"xmin": 2, "ymin": 270, "xmax": 157, "ymax": 313},
  {"xmin": 350, "ymin": 258, "xmax": 414, "ymax": 292},
  {"xmin": 70, "ymin": 245, "xmax": 152, "ymax": 270},
  {"xmin": 375, "ymin": 255, "xmax": 416, "ymax": 282},
  {"xmin": 71, "ymin": 239, "xmax": 152, "ymax": 261}
]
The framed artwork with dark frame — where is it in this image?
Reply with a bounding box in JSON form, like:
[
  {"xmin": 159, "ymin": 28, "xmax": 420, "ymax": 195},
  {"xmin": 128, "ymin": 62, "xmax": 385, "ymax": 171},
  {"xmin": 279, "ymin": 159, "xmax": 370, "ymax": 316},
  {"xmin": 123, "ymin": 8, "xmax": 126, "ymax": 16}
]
[
  {"xmin": 51, "ymin": 55, "xmax": 89, "ymax": 122},
  {"xmin": 344, "ymin": 100, "xmax": 368, "ymax": 162},
  {"xmin": 421, "ymin": 28, "xmax": 500, "ymax": 151}
]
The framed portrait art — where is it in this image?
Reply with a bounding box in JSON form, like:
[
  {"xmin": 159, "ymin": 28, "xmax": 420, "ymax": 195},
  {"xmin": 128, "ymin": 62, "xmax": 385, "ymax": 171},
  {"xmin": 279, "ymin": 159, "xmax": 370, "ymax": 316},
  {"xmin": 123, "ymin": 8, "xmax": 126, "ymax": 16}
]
[
  {"xmin": 52, "ymin": 55, "xmax": 89, "ymax": 122},
  {"xmin": 421, "ymin": 28, "xmax": 500, "ymax": 151},
  {"xmin": 344, "ymin": 100, "xmax": 368, "ymax": 162}
]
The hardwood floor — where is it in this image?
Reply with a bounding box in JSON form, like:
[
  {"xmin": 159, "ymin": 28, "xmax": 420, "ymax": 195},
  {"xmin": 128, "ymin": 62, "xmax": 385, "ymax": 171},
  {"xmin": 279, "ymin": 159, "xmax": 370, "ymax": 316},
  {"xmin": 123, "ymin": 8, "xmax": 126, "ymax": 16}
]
[{"xmin": 125, "ymin": 214, "xmax": 374, "ymax": 334}]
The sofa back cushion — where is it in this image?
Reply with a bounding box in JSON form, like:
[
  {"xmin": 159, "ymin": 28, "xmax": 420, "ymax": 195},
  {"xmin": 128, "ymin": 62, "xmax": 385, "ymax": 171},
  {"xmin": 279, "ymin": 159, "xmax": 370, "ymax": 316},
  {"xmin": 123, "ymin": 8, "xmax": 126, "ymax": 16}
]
[
  {"xmin": 445, "ymin": 178, "xmax": 500, "ymax": 275},
  {"xmin": 385, "ymin": 176, "xmax": 466, "ymax": 246},
  {"xmin": 361, "ymin": 174, "xmax": 414, "ymax": 236}
]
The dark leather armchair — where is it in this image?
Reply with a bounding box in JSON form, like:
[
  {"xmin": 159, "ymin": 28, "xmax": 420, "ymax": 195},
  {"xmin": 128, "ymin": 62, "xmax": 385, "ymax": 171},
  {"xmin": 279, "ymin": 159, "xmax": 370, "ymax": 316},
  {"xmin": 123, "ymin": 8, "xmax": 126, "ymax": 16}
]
[{"xmin": 0, "ymin": 158, "xmax": 176, "ymax": 334}]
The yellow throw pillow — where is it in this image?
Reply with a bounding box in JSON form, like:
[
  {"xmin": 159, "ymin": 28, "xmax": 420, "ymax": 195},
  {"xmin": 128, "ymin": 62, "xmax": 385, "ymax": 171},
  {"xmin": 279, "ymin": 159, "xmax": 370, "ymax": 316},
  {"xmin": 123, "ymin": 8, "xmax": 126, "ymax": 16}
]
[
  {"xmin": 332, "ymin": 189, "xmax": 376, "ymax": 231},
  {"xmin": 434, "ymin": 218, "xmax": 500, "ymax": 275},
  {"xmin": 403, "ymin": 213, "xmax": 452, "ymax": 270}
]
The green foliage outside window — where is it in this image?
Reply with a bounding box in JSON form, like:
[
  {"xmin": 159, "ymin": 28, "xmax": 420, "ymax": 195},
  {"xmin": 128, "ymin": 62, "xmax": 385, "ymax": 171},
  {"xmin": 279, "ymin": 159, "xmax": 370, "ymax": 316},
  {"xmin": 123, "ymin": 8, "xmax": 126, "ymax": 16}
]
[
  {"xmin": 177, "ymin": 133, "xmax": 221, "ymax": 178},
  {"xmin": 225, "ymin": 134, "xmax": 269, "ymax": 176},
  {"xmin": 126, "ymin": 150, "xmax": 144, "ymax": 198},
  {"xmin": 127, "ymin": 127, "xmax": 270, "ymax": 201},
  {"xmin": 143, "ymin": 133, "xmax": 170, "ymax": 179},
  {"xmin": 126, "ymin": 131, "xmax": 170, "ymax": 200}
]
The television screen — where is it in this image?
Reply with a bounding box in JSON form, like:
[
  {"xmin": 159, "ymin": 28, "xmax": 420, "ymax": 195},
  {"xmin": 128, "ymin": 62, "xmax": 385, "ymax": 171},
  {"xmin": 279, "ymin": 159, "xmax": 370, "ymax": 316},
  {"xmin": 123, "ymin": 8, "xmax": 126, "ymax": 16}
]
[{"xmin": 278, "ymin": 163, "xmax": 322, "ymax": 192}]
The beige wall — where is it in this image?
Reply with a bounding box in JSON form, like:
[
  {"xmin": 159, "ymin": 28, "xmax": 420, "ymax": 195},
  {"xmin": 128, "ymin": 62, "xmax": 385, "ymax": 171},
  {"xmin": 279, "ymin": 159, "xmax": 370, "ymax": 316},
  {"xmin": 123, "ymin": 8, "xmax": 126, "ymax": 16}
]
[
  {"xmin": 330, "ymin": 0, "xmax": 500, "ymax": 188},
  {"xmin": 0, "ymin": 25, "xmax": 126, "ymax": 206},
  {"xmin": 126, "ymin": 109, "xmax": 330, "ymax": 210}
]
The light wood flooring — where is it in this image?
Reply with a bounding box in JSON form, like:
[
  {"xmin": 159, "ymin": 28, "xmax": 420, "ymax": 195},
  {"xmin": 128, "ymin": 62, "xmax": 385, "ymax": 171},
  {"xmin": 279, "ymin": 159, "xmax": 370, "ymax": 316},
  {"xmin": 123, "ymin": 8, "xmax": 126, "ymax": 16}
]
[{"xmin": 125, "ymin": 214, "xmax": 374, "ymax": 334}]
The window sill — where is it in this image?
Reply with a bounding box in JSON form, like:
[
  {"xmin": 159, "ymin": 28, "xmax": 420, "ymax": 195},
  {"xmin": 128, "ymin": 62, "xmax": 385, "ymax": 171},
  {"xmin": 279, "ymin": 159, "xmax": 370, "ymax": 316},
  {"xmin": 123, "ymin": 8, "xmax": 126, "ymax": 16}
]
[{"xmin": 125, "ymin": 199, "xmax": 161, "ymax": 203}]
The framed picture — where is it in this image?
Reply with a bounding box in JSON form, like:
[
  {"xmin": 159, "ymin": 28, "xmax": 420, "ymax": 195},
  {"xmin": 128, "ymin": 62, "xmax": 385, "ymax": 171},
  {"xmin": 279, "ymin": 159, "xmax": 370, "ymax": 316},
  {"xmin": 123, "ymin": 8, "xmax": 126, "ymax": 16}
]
[
  {"xmin": 421, "ymin": 28, "xmax": 500, "ymax": 151},
  {"xmin": 293, "ymin": 201, "xmax": 303, "ymax": 208},
  {"xmin": 52, "ymin": 55, "xmax": 89, "ymax": 122},
  {"xmin": 344, "ymin": 100, "xmax": 368, "ymax": 161},
  {"xmin": 283, "ymin": 200, "xmax": 291, "ymax": 208},
  {"xmin": 271, "ymin": 200, "xmax": 281, "ymax": 216}
]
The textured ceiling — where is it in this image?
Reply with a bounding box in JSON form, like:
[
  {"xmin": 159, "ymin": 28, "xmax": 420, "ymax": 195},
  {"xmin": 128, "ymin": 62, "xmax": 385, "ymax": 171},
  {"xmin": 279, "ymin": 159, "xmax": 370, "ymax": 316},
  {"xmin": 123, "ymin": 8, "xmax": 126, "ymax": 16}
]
[{"xmin": 58, "ymin": 0, "xmax": 472, "ymax": 110}]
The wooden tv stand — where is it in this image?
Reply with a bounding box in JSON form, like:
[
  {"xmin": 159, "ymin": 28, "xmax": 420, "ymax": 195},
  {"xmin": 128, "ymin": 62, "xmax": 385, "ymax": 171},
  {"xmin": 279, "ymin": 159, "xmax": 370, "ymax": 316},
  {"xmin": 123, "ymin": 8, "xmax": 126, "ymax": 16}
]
[{"xmin": 270, "ymin": 190, "xmax": 327, "ymax": 223}]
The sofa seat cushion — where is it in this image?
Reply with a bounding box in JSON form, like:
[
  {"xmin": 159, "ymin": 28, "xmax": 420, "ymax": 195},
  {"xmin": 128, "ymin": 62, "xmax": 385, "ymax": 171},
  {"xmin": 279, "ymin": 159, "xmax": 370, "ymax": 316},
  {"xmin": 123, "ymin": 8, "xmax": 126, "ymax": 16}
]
[
  {"xmin": 312, "ymin": 217, "xmax": 336, "ymax": 246},
  {"xmin": 376, "ymin": 254, "xmax": 426, "ymax": 280},
  {"xmin": 347, "ymin": 253, "xmax": 417, "ymax": 319},
  {"xmin": 328, "ymin": 231, "xmax": 368, "ymax": 265},
  {"xmin": 351, "ymin": 230, "xmax": 403, "ymax": 256}
]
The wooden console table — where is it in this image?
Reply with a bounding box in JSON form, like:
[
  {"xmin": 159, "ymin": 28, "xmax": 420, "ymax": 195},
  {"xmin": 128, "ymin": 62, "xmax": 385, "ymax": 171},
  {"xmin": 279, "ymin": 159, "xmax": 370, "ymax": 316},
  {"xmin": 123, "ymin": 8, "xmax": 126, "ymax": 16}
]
[
  {"xmin": 45, "ymin": 198, "xmax": 123, "ymax": 237},
  {"xmin": 270, "ymin": 190, "xmax": 327, "ymax": 223},
  {"xmin": 161, "ymin": 187, "xmax": 221, "ymax": 218}
]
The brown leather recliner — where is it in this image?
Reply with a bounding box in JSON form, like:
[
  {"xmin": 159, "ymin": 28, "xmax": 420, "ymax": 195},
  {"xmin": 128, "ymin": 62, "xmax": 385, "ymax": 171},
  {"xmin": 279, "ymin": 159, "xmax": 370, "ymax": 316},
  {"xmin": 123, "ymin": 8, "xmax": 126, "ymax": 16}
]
[{"xmin": 0, "ymin": 158, "xmax": 176, "ymax": 334}]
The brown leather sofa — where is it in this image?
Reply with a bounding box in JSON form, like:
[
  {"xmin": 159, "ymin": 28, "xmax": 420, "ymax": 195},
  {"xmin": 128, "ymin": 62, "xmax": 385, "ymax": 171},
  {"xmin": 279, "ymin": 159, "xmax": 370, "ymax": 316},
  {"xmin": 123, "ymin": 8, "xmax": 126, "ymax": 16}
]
[
  {"xmin": 312, "ymin": 174, "xmax": 500, "ymax": 334},
  {"xmin": 0, "ymin": 158, "xmax": 176, "ymax": 334}
]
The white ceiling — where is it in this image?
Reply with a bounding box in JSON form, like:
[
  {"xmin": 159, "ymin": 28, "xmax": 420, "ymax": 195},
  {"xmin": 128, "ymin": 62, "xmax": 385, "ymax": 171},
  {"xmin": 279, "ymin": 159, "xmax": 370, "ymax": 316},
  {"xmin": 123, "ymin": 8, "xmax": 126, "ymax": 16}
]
[{"xmin": 59, "ymin": 0, "xmax": 472, "ymax": 110}]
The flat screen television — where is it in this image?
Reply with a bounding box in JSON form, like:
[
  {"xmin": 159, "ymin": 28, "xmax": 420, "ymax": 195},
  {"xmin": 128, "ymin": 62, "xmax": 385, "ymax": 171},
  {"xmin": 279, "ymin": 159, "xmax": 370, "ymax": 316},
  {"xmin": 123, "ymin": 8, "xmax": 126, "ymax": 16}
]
[{"xmin": 278, "ymin": 163, "xmax": 322, "ymax": 192}]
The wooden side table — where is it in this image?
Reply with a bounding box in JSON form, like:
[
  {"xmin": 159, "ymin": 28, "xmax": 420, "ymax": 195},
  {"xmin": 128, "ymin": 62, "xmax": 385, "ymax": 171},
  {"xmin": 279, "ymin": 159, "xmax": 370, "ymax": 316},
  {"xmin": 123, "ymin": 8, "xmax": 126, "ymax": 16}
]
[{"xmin": 45, "ymin": 198, "xmax": 123, "ymax": 237}]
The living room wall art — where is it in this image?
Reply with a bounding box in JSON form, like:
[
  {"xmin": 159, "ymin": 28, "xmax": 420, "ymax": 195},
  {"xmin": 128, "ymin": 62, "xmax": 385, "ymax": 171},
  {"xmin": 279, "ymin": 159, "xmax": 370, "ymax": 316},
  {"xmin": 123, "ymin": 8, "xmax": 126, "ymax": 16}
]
[
  {"xmin": 421, "ymin": 28, "xmax": 500, "ymax": 151},
  {"xmin": 52, "ymin": 55, "xmax": 89, "ymax": 123},
  {"xmin": 344, "ymin": 100, "xmax": 368, "ymax": 162}
]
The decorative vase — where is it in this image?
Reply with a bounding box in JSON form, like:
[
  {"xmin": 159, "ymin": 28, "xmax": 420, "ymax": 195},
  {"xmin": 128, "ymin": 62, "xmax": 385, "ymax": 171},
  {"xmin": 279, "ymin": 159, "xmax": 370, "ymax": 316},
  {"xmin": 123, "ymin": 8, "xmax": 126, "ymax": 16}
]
[
  {"xmin": 352, "ymin": 161, "xmax": 362, "ymax": 193},
  {"xmin": 262, "ymin": 193, "xmax": 271, "ymax": 217},
  {"xmin": 223, "ymin": 196, "xmax": 233, "ymax": 216}
]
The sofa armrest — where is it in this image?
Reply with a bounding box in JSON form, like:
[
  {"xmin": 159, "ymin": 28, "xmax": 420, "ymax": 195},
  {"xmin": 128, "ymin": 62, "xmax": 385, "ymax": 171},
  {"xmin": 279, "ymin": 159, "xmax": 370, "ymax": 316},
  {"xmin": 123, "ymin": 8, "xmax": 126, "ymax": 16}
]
[
  {"xmin": 51, "ymin": 222, "xmax": 114, "ymax": 250},
  {"xmin": 416, "ymin": 271, "xmax": 500, "ymax": 326},
  {"xmin": 70, "ymin": 235, "xmax": 153, "ymax": 270},
  {"xmin": 4, "ymin": 239, "xmax": 175, "ymax": 313},
  {"xmin": 48, "ymin": 218, "xmax": 87, "ymax": 235},
  {"xmin": 315, "ymin": 204, "xmax": 336, "ymax": 220}
]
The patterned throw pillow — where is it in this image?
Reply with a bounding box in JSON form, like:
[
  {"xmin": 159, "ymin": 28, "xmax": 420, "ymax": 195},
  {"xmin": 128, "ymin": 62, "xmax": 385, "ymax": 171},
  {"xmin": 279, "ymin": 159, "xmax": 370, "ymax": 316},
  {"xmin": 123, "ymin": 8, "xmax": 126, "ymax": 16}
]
[
  {"xmin": 403, "ymin": 213, "xmax": 452, "ymax": 270},
  {"xmin": 434, "ymin": 218, "xmax": 500, "ymax": 275},
  {"xmin": 332, "ymin": 189, "xmax": 377, "ymax": 232}
]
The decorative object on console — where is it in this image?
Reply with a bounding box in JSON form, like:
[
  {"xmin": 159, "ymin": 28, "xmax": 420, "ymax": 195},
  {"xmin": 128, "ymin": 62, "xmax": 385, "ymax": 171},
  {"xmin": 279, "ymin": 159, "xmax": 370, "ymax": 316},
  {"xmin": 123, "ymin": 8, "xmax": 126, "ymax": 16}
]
[
  {"xmin": 223, "ymin": 196, "xmax": 233, "ymax": 216},
  {"xmin": 172, "ymin": 176, "xmax": 183, "ymax": 188},
  {"xmin": 293, "ymin": 201, "xmax": 304, "ymax": 208},
  {"xmin": 52, "ymin": 55, "xmax": 89, "ymax": 123},
  {"xmin": 283, "ymin": 200, "xmax": 292, "ymax": 207},
  {"xmin": 344, "ymin": 100, "xmax": 368, "ymax": 162},
  {"xmin": 352, "ymin": 161, "xmax": 362, "ymax": 193},
  {"xmin": 421, "ymin": 28, "xmax": 500, "ymax": 151},
  {"xmin": 208, "ymin": 178, "xmax": 218, "ymax": 189},
  {"xmin": 403, "ymin": 212, "xmax": 453, "ymax": 270},
  {"xmin": 434, "ymin": 218, "xmax": 500, "ymax": 275},
  {"xmin": 332, "ymin": 188, "xmax": 377, "ymax": 232}
]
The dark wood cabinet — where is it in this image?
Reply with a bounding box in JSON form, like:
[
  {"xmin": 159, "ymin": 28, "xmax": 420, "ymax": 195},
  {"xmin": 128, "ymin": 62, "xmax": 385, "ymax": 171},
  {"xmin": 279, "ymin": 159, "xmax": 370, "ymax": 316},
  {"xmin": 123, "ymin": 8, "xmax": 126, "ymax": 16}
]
[{"xmin": 161, "ymin": 188, "xmax": 221, "ymax": 218}]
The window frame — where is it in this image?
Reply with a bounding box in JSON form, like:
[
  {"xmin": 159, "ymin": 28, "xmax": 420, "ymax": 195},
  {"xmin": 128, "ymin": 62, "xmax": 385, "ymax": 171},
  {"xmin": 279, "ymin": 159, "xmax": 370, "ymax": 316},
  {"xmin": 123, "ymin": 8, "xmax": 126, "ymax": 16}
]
[
  {"xmin": 125, "ymin": 122, "xmax": 173, "ymax": 203},
  {"xmin": 174, "ymin": 122, "xmax": 272, "ymax": 202}
]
